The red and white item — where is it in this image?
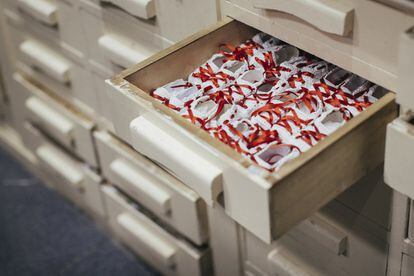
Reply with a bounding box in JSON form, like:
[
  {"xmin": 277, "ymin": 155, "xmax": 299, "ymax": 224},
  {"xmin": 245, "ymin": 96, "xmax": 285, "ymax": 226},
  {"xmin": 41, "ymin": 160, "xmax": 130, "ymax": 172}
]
[{"xmin": 150, "ymin": 32, "xmax": 379, "ymax": 172}]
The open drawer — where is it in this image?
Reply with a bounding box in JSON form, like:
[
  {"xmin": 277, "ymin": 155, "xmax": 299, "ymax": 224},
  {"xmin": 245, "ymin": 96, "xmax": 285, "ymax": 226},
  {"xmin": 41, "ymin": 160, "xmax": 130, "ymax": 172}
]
[{"xmin": 106, "ymin": 19, "xmax": 397, "ymax": 243}]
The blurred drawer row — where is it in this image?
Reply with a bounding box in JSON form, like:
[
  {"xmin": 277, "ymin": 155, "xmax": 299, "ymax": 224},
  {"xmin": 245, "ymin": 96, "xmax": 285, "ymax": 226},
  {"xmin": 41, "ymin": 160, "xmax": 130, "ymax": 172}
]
[
  {"xmin": 19, "ymin": 121, "xmax": 212, "ymax": 275},
  {"xmin": 106, "ymin": 18, "xmax": 397, "ymax": 243},
  {"xmin": 241, "ymin": 200, "xmax": 390, "ymax": 276}
]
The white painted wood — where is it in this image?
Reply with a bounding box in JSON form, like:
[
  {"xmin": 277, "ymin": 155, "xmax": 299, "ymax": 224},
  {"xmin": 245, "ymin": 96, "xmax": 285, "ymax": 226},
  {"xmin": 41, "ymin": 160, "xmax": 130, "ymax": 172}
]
[
  {"xmin": 397, "ymin": 26, "xmax": 414, "ymax": 110},
  {"xmin": 129, "ymin": 114, "xmax": 223, "ymax": 207},
  {"xmin": 94, "ymin": 131, "xmax": 208, "ymax": 245},
  {"xmin": 117, "ymin": 212, "xmax": 176, "ymax": 267},
  {"xmin": 98, "ymin": 34, "xmax": 154, "ymax": 68},
  {"xmin": 102, "ymin": 0, "xmax": 156, "ymax": 19},
  {"xmin": 36, "ymin": 144, "xmax": 83, "ymax": 186},
  {"xmin": 19, "ymin": 40, "xmax": 71, "ymax": 83},
  {"xmin": 110, "ymin": 158, "xmax": 172, "ymax": 215},
  {"xmin": 17, "ymin": 0, "xmax": 58, "ymax": 26},
  {"xmin": 384, "ymin": 114, "xmax": 414, "ymax": 199},
  {"xmin": 25, "ymin": 97, "xmax": 74, "ymax": 147},
  {"xmin": 267, "ymin": 247, "xmax": 318, "ymax": 276},
  {"xmin": 254, "ymin": 0, "xmax": 354, "ymax": 36}
]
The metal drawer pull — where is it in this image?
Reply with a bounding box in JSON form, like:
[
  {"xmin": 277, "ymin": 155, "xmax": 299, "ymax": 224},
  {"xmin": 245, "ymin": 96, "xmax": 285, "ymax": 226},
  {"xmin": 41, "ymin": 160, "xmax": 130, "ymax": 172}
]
[
  {"xmin": 36, "ymin": 145, "xmax": 83, "ymax": 186},
  {"xmin": 129, "ymin": 113, "xmax": 223, "ymax": 206},
  {"xmin": 98, "ymin": 34, "xmax": 153, "ymax": 69},
  {"xmin": 25, "ymin": 97, "xmax": 74, "ymax": 146},
  {"xmin": 19, "ymin": 40, "xmax": 71, "ymax": 83},
  {"xmin": 254, "ymin": 0, "xmax": 354, "ymax": 36},
  {"xmin": 102, "ymin": 0, "xmax": 156, "ymax": 19},
  {"xmin": 110, "ymin": 158, "xmax": 171, "ymax": 215},
  {"xmin": 17, "ymin": 0, "xmax": 58, "ymax": 26},
  {"xmin": 116, "ymin": 213, "xmax": 176, "ymax": 267}
]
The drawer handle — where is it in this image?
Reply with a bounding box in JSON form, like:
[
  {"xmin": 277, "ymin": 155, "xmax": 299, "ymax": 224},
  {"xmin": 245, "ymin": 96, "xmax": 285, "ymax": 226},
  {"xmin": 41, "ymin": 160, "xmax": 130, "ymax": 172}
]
[
  {"xmin": 253, "ymin": 0, "xmax": 354, "ymax": 36},
  {"xmin": 110, "ymin": 158, "xmax": 172, "ymax": 215},
  {"xmin": 19, "ymin": 40, "xmax": 71, "ymax": 84},
  {"xmin": 116, "ymin": 213, "xmax": 176, "ymax": 267},
  {"xmin": 25, "ymin": 97, "xmax": 74, "ymax": 146},
  {"xmin": 129, "ymin": 113, "xmax": 223, "ymax": 207},
  {"xmin": 17, "ymin": 0, "xmax": 58, "ymax": 26},
  {"xmin": 98, "ymin": 34, "xmax": 152, "ymax": 69},
  {"xmin": 267, "ymin": 248, "xmax": 315, "ymax": 275},
  {"xmin": 36, "ymin": 145, "xmax": 84, "ymax": 186},
  {"xmin": 301, "ymin": 215, "xmax": 348, "ymax": 255},
  {"xmin": 102, "ymin": 0, "xmax": 156, "ymax": 19}
]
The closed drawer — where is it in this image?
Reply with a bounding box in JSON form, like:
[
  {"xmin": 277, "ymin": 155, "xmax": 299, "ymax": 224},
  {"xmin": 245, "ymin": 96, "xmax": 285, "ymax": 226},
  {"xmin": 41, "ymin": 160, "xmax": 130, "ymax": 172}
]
[
  {"xmin": 84, "ymin": 0, "xmax": 219, "ymax": 42},
  {"xmin": 102, "ymin": 185, "xmax": 212, "ymax": 276},
  {"xmin": 3, "ymin": 0, "xmax": 87, "ymax": 59},
  {"xmin": 243, "ymin": 201, "xmax": 389, "ymax": 276},
  {"xmin": 94, "ymin": 130, "xmax": 208, "ymax": 245},
  {"xmin": 221, "ymin": 0, "xmax": 414, "ymax": 93},
  {"xmin": 80, "ymin": 0, "xmax": 171, "ymax": 76},
  {"xmin": 25, "ymin": 122, "xmax": 105, "ymax": 219},
  {"xmin": 106, "ymin": 19, "xmax": 397, "ymax": 243},
  {"xmin": 4, "ymin": 15, "xmax": 99, "ymax": 113},
  {"xmin": 384, "ymin": 112, "xmax": 414, "ymax": 199},
  {"xmin": 13, "ymin": 73, "xmax": 98, "ymax": 167},
  {"xmin": 402, "ymin": 254, "xmax": 414, "ymax": 276}
]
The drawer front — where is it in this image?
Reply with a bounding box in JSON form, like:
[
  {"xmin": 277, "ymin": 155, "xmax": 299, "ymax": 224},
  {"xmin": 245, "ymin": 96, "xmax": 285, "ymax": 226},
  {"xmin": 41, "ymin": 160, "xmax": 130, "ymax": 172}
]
[
  {"xmin": 102, "ymin": 185, "xmax": 212, "ymax": 276},
  {"xmin": 6, "ymin": 0, "xmax": 88, "ymax": 57},
  {"xmin": 25, "ymin": 123, "xmax": 105, "ymax": 219},
  {"xmin": 4, "ymin": 15, "xmax": 99, "ymax": 112},
  {"xmin": 402, "ymin": 254, "xmax": 414, "ymax": 276},
  {"xmin": 80, "ymin": 0, "xmax": 171, "ymax": 76},
  {"xmin": 94, "ymin": 130, "xmax": 208, "ymax": 245},
  {"xmin": 384, "ymin": 113, "xmax": 414, "ymax": 199},
  {"xmin": 107, "ymin": 18, "xmax": 397, "ymax": 243},
  {"xmin": 221, "ymin": 0, "xmax": 414, "ymax": 92},
  {"xmin": 397, "ymin": 27, "xmax": 414, "ymax": 110},
  {"xmin": 84, "ymin": 0, "xmax": 219, "ymax": 42},
  {"xmin": 243, "ymin": 201, "xmax": 389, "ymax": 276},
  {"xmin": 13, "ymin": 73, "xmax": 98, "ymax": 167}
]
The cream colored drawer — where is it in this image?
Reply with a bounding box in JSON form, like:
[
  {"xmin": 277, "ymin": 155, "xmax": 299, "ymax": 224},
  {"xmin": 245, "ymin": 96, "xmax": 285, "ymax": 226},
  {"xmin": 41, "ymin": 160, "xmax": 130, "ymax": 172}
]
[
  {"xmin": 85, "ymin": 0, "xmax": 219, "ymax": 42},
  {"xmin": 25, "ymin": 122, "xmax": 105, "ymax": 219},
  {"xmin": 102, "ymin": 185, "xmax": 212, "ymax": 276},
  {"xmin": 2, "ymin": 0, "xmax": 87, "ymax": 59},
  {"xmin": 79, "ymin": 0, "xmax": 171, "ymax": 76},
  {"xmin": 384, "ymin": 112, "xmax": 414, "ymax": 199},
  {"xmin": 4, "ymin": 15, "xmax": 99, "ymax": 113},
  {"xmin": 13, "ymin": 73, "xmax": 98, "ymax": 167},
  {"xmin": 221, "ymin": 0, "xmax": 414, "ymax": 93},
  {"xmin": 402, "ymin": 254, "xmax": 414, "ymax": 276},
  {"xmin": 106, "ymin": 19, "xmax": 397, "ymax": 243},
  {"xmin": 242, "ymin": 201, "xmax": 389, "ymax": 276},
  {"xmin": 94, "ymin": 130, "xmax": 208, "ymax": 245}
]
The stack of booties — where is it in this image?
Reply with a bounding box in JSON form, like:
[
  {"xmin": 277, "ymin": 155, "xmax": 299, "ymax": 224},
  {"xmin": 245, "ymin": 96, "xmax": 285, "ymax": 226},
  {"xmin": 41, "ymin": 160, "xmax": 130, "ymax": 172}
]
[{"xmin": 151, "ymin": 33, "xmax": 380, "ymax": 171}]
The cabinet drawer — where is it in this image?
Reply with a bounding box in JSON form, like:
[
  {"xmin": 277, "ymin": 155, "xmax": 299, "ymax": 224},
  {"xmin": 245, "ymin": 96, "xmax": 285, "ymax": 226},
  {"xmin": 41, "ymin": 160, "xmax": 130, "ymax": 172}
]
[
  {"xmin": 79, "ymin": 0, "xmax": 171, "ymax": 76},
  {"xmin": 84, "ymin": 0, "xmax": 219, "ymax": 43},
  {"xmin": 102, "ymin": 185, "xmax": 212, "ymax": 276},
  {"xmin": 5, "ymin": 0, "xmax": 87, "ymax": 58},
  {"xmin": 94, "ymin": 130, "xmax": 208, "ymax": 245},
  {"xmin": 25, "ymin": 122, "xmax": 105, "ymax": 219},
  {"xmin": 384, "ymin": 113, "xmax": 414, "ymax": 199},
  {"xmin": 106, "ymin": 19, "xmax": 397, "ymax": 243},
  {"xmin": 4, "ymin": 16, "xmax": 99, "ymax": 113},
  {"xmin": 221, "ymin": 0, "xmax": 414, "ymax": 93},
  {"xmin": 13, "ymin": 73, "xmax": 98, "ymax": 167},
  {"xmin": 402, "ymin": 254, "xmax": 414, "ymax": 276},
  {"xmin": 243, "ymin": 201, "xmax": 389, "ymax": 276}
]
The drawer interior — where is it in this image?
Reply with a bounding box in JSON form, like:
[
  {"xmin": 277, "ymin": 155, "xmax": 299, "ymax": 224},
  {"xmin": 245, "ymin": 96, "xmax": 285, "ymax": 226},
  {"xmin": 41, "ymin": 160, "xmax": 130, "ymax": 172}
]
[{"xmin": 111, "ymin": 19, "xmax": 397, "ymax": 241}]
